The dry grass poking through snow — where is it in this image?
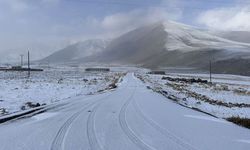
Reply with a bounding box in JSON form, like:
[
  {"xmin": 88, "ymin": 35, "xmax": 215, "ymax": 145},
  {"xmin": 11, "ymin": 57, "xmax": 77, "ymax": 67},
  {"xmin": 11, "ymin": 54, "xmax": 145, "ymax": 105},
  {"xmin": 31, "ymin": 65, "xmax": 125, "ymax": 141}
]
[
  {"xmin": 227, "ymin": 117, "xmax": 250, "ymax": 129},
  {"xmin": 136, "ymin": 73, "xmax": 250, "ymax": 126},
  {"xmin": 0, "ymin": 68, "xmax": 125, "ymax": 116}
]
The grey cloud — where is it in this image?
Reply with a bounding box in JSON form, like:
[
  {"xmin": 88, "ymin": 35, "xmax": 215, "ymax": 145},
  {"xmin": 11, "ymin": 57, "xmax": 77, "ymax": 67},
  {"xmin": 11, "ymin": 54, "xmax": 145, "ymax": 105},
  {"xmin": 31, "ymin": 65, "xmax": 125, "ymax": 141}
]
[{"xmin": 197, "ymin": 6, "xmax": 250, "ymax": 31}]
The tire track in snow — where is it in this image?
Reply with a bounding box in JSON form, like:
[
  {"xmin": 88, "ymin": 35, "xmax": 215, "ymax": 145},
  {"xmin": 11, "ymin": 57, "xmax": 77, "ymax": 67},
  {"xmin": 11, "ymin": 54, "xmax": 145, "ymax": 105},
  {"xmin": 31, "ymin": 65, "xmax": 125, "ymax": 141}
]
[
  {"xmin": 50, "ymin": 81, "xmax": 120, "ymax": 150},
  {"xmin": 50, "ymin": 102, "xmax": 95, "ymax": 150},
  {"xmin": 87, "ymin": 75, "xmax": 133, "ymax": 150},
  {"xmin": 133, "ymin": 99, "xmax": 199, "ymax": 150},
  {"xmin": 119, "ymin": 87, "xmax": 155, "ymax": 150},
  {"xmin": 50, "ymin": 93, "xmax": 113, "ymax": 150},
  {"xmin": 86, "ymin": 88, "xmax": 126, "ymax": 150},
  {"xmin": 87, "ymin": 101, "xmax": 105, "ymax": 150}
]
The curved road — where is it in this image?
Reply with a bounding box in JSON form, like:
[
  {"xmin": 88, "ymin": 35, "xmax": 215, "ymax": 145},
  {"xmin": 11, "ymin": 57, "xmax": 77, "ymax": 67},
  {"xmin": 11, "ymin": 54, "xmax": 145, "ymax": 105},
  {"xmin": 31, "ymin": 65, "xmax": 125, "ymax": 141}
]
[{"xmin": 0, "ymin": 73, "xmax": 250, "ymax": 150}]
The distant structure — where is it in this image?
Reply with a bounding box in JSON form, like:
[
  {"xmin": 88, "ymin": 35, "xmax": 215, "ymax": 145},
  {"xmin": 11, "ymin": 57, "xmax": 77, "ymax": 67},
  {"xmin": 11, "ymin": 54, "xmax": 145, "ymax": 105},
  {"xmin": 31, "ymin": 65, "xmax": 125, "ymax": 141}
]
[
  {"xmin": 148, "ymin": 70, "xmax": 166, "ymax": 75},
  {"xmin": 0, "ymin": 67, "xmax": 43, "ymax": 72},
  {"xmin": 85, "ymin": 68, "xmax": 110, "ymax": 72},
  {"xmin": 0, "ymin": 51, "xmax": 43, "ymax": 72},
  {"xmin": 11, "ymin": 66, "xmax": 22, "ymax": 70},
  {"xmin": 0, "ymin": 66, "xmax": 7, "ymax": 69}
]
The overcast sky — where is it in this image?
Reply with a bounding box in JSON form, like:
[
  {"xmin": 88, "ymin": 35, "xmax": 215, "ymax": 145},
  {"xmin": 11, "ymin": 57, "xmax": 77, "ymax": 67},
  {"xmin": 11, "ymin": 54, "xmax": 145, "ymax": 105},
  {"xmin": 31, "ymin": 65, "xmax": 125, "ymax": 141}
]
[{"xmin": 0, "ymin": 0, "xmax": 250, "ymax": 62}]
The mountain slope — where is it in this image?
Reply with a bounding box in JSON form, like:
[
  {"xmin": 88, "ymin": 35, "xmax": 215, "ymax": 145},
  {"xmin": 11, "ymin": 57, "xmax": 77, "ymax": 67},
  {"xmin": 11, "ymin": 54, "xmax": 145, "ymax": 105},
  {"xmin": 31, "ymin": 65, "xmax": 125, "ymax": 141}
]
[
  {"xmin": 40, "ymin": 39, "xmax": 110, "ymax": 63},
  {"xmin": 162, "ymin": 21, "xmax": 250, "ymax": 51},
  {"xmin": 88, "ymin": 22, "xmax": 168, "ymax": 64}
]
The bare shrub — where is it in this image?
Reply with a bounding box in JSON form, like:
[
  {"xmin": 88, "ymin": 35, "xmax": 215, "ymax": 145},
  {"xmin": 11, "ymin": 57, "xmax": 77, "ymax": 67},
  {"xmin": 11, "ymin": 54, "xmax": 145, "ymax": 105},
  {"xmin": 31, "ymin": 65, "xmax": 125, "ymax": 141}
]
[{"xmin": 227, "ymin": 117, "xmax": 250, "ymax": 129}]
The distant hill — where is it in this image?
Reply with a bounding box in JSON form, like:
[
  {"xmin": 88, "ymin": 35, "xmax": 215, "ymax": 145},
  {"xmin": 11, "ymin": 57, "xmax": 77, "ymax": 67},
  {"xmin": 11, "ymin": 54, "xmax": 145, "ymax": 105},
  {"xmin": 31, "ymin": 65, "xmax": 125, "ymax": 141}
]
[{"xmin": 40, "ymin": 39, "xmax": 110, "ymax": 63}]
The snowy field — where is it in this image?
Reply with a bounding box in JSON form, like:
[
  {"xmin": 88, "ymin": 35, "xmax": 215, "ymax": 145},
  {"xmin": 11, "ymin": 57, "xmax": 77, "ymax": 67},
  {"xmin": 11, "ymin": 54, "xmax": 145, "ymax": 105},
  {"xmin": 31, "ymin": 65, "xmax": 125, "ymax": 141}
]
[
  {"xmin": 137, "ymin": 72, "xmax": 250, "ymax": 119},
  {"xmin": 0, "ymin": 66, "xmax": 124, "ymax": 116}
]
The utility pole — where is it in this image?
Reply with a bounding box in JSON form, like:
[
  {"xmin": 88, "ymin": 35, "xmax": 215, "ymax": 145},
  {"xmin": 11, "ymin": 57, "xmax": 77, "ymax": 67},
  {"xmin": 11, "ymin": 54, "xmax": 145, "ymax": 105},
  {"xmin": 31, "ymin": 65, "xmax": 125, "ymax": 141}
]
[
  {"xmin": 20, "ymin": 54, "xmax": 24, "ymax": 67},
  {"xmin": 47, "ymin": 60, "xmax": 50, "ymax": 68},
  {"xmin": 209, "ymin": 60, "xmax": 212, "ymax": 83},
  {"xmin": 28, "ymin": 51, "xmax": 30, "ymax": 78}
]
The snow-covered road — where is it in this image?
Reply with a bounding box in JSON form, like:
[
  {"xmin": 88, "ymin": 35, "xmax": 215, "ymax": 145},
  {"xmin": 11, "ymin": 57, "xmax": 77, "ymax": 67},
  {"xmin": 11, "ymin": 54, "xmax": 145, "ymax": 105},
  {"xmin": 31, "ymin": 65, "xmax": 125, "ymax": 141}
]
[{"xmin": 0, "ymin": 73, "xmax": 249, "ymax": 150}]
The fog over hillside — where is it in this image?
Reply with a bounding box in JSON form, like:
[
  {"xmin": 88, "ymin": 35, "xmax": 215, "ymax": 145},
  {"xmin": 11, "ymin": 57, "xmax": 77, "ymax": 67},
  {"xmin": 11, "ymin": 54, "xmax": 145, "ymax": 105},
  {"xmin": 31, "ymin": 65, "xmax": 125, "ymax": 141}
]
[
  {"xmin": 40, "ymin": 21, "xmax": 250, "ymax": 75},
  {"xmin": 215, "ymin": 31, "xmax": 250, "ymax": 44}
]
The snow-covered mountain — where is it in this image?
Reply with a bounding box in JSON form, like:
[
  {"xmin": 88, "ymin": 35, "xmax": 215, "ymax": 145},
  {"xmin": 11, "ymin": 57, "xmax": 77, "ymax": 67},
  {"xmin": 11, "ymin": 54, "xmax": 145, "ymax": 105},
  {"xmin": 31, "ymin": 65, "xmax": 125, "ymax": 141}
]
[
  {"xmin": 40, "ymin": 39, "xmax": 110, "ymax": 63},
  {"xmin": 162, "ymin": 21, "xmax": 250, "ymax": 51},
  {"xmin": 85, "ymin": 21, "xmax": 250, "ymax": 74},
  {"xmin": 42, "ymin": 21, "xmax": 250, "ymax": 75}
]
